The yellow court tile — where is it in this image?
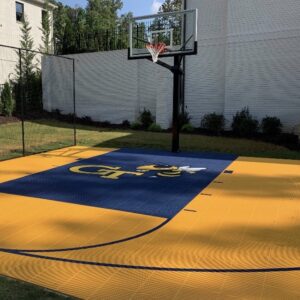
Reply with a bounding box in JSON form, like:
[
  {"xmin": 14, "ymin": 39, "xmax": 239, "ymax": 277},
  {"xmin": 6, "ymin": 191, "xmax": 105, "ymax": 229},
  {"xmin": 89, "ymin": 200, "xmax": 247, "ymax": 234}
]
[{"xmin": 0, "ymin": 148, "xmax": 300, "ymax": 299}]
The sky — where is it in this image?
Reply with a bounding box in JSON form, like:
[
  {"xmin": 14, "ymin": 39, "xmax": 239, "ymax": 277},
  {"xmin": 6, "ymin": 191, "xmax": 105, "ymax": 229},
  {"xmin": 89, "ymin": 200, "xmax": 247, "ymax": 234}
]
[{"xmin": 59, "ymin": 0, "xmax": 164, "ymax": 16}]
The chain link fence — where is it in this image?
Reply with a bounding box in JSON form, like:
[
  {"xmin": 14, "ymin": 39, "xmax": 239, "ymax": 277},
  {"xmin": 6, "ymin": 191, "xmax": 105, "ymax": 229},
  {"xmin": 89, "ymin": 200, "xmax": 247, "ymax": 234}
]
[{"xmin": 0, "ymin": 44, "xmax": 76, "ymax": 161}]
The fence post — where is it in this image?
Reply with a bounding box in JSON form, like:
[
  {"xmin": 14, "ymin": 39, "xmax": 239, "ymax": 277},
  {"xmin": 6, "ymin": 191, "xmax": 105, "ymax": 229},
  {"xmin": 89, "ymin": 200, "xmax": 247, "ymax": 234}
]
[
  {"xmin": 19, "ymin": 49, "xmax": 25, "ymax": 156},
  {"xmin": 72, "ymin": 58, "xmax": 77, "ymax": 146}
]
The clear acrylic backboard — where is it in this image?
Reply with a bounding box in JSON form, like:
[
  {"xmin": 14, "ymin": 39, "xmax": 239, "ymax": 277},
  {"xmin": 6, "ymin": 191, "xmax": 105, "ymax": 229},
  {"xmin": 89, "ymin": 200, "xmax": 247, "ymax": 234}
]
[{"xmin": 128, "ymin": 9, "xmax": 198, "ymax": 61}]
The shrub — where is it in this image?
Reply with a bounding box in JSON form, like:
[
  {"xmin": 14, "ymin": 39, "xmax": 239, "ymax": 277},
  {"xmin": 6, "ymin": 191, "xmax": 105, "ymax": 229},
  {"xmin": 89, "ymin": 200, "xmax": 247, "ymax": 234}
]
[
  {"xmin": 261, "ymin": 116, "xmax": 282, "ymax": 136},
  {"xmin": 80, "ymin": 116, "xmax": 93, "ymax": 125},
  {"xmin": 148, "ymin": 123, "xmax": 162, "ymax": 132},
  {"xmin": 122, "ymin": 120, "xmax": 130, "ymax": 128},
  {"xmin": 277, "ymin": 133, "xmax": 299, "ymax": 150},
  {"xmin": 130, "ymin": 121, "xmax": 142, "ymax": 130},
  {"xmin": 231, "ymin": 107, "xmax": 259, "ymax": 137},
  {"xmin": 0, "ymin": 82, "xmax": 14, "ymax": 117},
  {"xmin": 178, "ymin": 108, "xmax": 191, "ymax": 129},
  {"xmin": 52, "ymin": 109, "xmax": 61, "ymax": 116},
  {"xmin": 181, "ymin": 123, "xmax": 195, "ymax": 133},
  {"xmin": 138, "ymin": 109, "xmax": 154, "ymax": 129},
  {"xmin": 0, "ymin": 95, "xmax": 3, "ymax": 114},
  {"xmin": 101, "ymin": 121, "xmax": 111, "ymax": 127},
  {"xmin": 201, "ymin": 113, "xmax": 225, "ymax": 135}
]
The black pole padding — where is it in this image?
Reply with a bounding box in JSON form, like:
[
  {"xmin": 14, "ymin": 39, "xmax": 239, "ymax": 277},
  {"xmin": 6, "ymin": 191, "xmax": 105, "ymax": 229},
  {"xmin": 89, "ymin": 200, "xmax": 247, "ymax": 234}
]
[{"xmin": 172, "ymin": 55, "xmax": 182, "ymax": 153}]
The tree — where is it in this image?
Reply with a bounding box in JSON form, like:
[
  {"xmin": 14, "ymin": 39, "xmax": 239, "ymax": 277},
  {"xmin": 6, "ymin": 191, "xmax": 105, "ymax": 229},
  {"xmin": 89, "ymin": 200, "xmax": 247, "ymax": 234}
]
[
  {"xmin": 86, "ymin": 0, "xmax": 123, "ymax": 50},
  {"xmin": 40, "ymin": 0, "xmax": 53, "ymax": 54},
  {"xmin": 0, "ymin": 82, "xmax": 14, "ymax": 117},
  {"xmin": 74, "ymin": 8, "xmax": 87, "ymax": 52},
  {"xmin": 116, "ymin": 12, "xmax": 133, "ymax": 49},
  {"xmin": 17, "ymin": 15, "xmax": 37, "ymax": 77},
  {"xmin": 53, "ymin": 3, "xmax": 69, "ymax": 54},
  {"xmin": 14, "ymin": 16, "xmax": 42, "ymax": 114},
  {"xmin": 52, "ymin": 0, "xmax": 130, "ymax": 54},
  {"xmin": 159, "ymin": 0, "xmax": 183, "ymax": 12},
  {"xmin": 86, "ymin": 0, "xmax": 123, "ymax": 31}
]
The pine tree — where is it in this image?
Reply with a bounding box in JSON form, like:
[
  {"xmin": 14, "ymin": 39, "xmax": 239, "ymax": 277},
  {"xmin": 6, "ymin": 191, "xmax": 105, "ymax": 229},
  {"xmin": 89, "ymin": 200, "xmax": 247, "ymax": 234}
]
[
  {"xmin": 0, "ymin": 82, "xmax": 14, "ymax": 117},
  {"xmin": 17, "ymin": 15, "xmax": 37, "ymax": 77},
  {"xmin": 40, "ymin": 0, "xmax": 53, "ymax": 54},
  {"xmin": 14, "ymin": 16, "xmax": 42, "ymax": 114}
]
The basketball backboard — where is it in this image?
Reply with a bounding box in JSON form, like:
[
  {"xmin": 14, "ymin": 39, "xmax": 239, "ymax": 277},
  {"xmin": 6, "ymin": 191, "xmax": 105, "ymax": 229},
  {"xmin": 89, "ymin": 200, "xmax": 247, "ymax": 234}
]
[{"xmin": 128, "ymin": 9, "xmax": 198, "ymax": 61}]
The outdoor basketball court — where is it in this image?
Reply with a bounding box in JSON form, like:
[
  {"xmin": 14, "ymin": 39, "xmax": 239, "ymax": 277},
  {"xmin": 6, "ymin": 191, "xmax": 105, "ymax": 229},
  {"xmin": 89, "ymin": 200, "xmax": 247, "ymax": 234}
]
[{"xmin": 0, "ymin": 146, "xmax": 299, "ymax": 299}]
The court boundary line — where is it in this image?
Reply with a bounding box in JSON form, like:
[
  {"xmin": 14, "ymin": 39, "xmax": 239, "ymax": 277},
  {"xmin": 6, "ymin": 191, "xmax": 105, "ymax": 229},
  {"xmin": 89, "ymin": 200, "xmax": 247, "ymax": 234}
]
[
  {"xmin": 0, "ymin": 218, "xmax": 170, "ymax": 253},
  {"xmin": 2, "ymin": 250, "xmax": 300, "ymax": 273}
]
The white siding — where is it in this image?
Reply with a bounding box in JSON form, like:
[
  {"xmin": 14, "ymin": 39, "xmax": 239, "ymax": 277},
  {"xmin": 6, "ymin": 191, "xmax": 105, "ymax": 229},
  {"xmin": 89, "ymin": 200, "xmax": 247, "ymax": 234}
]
[
  {"xmin": 224, "ymin": 0, "xmax": 300, "ymax": 131},
  {"xmin": 42, "ymin": 0, "xmax": 300, "ymax": 132},
  {"xmin": 42, "ymin": 56, "xmax": 73, "ymax": 114},
  {"xmin": 0, "ymin": 0, "xmax": 54, "ymax": 49},
  {"xmin": 0, "ymin": 0, "xmax": 54, "ymax": 84},
  {"xmin": 186, "ymin": 0, "xmax": 300, "ymax": 132},
  {"xmin": 42, "ymin": 50, "xmax": 173, "ymax": 127}
]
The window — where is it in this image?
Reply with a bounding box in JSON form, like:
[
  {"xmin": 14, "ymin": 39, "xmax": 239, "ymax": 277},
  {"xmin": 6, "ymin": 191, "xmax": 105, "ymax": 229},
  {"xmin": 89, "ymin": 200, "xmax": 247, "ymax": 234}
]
[
  {"xmin": 42, "ymin": 10, "xmax": 48, "ymax": 29},
  {"xmin": 16, "ymin": 2, "xmax": 24, "ymax": 22}
]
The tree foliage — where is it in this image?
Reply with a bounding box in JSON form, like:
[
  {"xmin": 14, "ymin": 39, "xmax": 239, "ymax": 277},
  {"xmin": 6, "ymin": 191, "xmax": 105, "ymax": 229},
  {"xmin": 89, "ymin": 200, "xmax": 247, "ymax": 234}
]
[
  {"xmin": 52, "ymin": 0, "xmax": 130, "ymax": 54},
  {"xmin": 40, "ymin": 0, "xmax": 53, "ymax": 53},
  {"xmin": 159, "ymin": 0, "xmax": 183, "ymax": 12},
  {"xmin": 49, "ymin": 0, "xmax": 183, "ymax": 55},
  {"xmin": 0, "ymin": 82, "xmax": 14, "ymax": 117},
  {"xmin": 14, "ymin": 16, "xmax": 42, "ymax": 114},
  {"xmin": 17, "ymin": 16, "xmax": 37, "ymax": 77}
]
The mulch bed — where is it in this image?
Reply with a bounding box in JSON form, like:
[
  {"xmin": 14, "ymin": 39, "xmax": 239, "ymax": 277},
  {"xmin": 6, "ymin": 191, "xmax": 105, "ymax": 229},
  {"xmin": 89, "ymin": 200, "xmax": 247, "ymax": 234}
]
[{"xmin": 0, "ymin": 116, "xmax": 21, "ymax": 124}]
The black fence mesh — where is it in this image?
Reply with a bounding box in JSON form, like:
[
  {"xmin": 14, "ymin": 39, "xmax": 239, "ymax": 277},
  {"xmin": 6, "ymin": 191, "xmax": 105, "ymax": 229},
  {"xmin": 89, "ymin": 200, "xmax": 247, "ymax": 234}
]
[{"xmin": 0, "ymin": 45, "xmax": 76, "ymax": 161}]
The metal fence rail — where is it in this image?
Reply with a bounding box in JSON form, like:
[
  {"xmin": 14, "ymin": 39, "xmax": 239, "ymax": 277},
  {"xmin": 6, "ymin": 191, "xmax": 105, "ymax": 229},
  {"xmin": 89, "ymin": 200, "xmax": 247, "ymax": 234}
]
[{"xmin": 0, "ymin": 44, "xmax": 76, "ymax": 161}]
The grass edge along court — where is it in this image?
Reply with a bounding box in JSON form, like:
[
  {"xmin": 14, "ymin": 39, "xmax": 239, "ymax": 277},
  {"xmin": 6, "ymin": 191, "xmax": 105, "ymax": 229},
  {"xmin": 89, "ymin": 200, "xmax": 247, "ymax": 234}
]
[{"xmin": 1, "ymin": 119, "xmax": 300, "ymax": 162}]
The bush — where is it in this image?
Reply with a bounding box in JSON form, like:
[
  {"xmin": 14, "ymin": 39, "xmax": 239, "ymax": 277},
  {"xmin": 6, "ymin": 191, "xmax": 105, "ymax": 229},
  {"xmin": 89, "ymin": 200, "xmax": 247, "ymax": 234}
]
[
  {"xmin": 80, "ymin": 116, "xmax": 93, "ymax": 125},
  {"xmin": 231, "ymin": 107, "xmax": 259, "ymax": 137},
  {"xmin": 130, "ymin": 121, "xmax": 142, "ymax": 130},
  {"xmin": 181, "ymin": 123, "xmax": 195, "ymax": 133},
  {"xmin": 138, "ymin": 109, "xmax": 154, "ymax": 129},
  {"xmin": 101, "ymin": 121, "xmax": 111, "ymax": 127},
  {"xmin": 261, "ymin": 116, "xmax": 282, "ymax": 136},
  {"xmin": 178, "ymin": 108, "xmax": 191, "ymax": 129},
  {"xmin": 277, "ymin": 133, "xmax": 299, "ymax": 150},
  {"xmin": 122, "ymin": 120, "xmax": 130, "ymax": 128},
  {"xmin": 148, "ymin": 123, "xmax": 162, "ymax": 132},
  {"xmin": 0, "ymin": 82, "xmax": 14, "ymax": 117},
  {"xmin": 201, "ymin": 113, "xmax": 225, "ymax": 135}
]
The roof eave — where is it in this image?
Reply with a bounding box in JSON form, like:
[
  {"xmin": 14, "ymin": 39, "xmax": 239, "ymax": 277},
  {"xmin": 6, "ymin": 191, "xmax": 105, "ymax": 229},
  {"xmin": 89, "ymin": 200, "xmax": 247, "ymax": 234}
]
[{"xmin": 23, "ymin": 0, "xmax": 57, "ymax": 9}]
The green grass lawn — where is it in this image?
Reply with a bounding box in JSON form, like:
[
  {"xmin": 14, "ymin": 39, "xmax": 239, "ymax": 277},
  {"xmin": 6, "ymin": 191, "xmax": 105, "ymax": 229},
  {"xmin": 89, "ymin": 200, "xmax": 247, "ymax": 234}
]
[
  {"xmin": 0, "ymin": 118, "xmax": 299, "ymax": 297},
  {"xmin": 0, "ymin": 119, "xmax": 300, "ymax": 161},
  {"xmin": 0, "ymin": 275, "xmax": 73, "ymax": 300}
]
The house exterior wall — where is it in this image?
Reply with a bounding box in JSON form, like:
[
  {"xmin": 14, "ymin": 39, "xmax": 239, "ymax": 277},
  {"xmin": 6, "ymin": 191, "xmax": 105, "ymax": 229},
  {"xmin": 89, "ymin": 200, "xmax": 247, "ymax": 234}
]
[
  {"xmin": 0, "ymin": 0, "xmax": 54, "ymax": 84},
  {"xmin": 42, "ymin": 0, "xmax": 300, "ymax": 132}
]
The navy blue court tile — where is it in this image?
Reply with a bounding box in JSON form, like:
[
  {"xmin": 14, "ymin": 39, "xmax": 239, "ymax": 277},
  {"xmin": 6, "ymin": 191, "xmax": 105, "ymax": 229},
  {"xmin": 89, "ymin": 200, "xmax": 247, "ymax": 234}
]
[{"xmin": 0, "ymin": 149, "xmax": 237, "ymax": 218}]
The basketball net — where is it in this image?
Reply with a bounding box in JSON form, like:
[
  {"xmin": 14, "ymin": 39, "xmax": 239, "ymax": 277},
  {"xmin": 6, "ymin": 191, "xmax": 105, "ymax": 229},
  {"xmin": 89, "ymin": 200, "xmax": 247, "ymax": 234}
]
[{"xmin": 146, "ymin": 42, "xmax": 166, "ymax": 63}]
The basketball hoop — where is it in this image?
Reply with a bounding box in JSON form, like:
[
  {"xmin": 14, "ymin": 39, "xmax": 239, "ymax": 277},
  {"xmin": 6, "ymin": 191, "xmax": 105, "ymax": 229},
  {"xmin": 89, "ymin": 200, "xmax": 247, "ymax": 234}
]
[{"xmin": 146, "ymin": 42, "xmax": 166, "ymax": 63}]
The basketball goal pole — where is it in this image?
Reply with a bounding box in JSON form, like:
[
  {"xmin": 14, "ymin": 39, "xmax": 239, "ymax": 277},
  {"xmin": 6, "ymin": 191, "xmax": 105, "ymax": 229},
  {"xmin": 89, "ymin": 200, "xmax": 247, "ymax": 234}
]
[
  {"xmin": 172, "ymin": 55, "xmax": 183, "ymax": 153},
  {"xmin": 149, "ymin": 55, "xmax": 183, "ymax": 153}
]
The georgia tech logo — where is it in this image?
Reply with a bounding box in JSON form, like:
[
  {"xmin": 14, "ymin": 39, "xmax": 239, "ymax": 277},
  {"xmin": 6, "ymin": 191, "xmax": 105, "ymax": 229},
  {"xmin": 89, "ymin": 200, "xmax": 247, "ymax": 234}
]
[{"xmin": 69, "ymin": 165, "xmax": 206, "ymax": 180}]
